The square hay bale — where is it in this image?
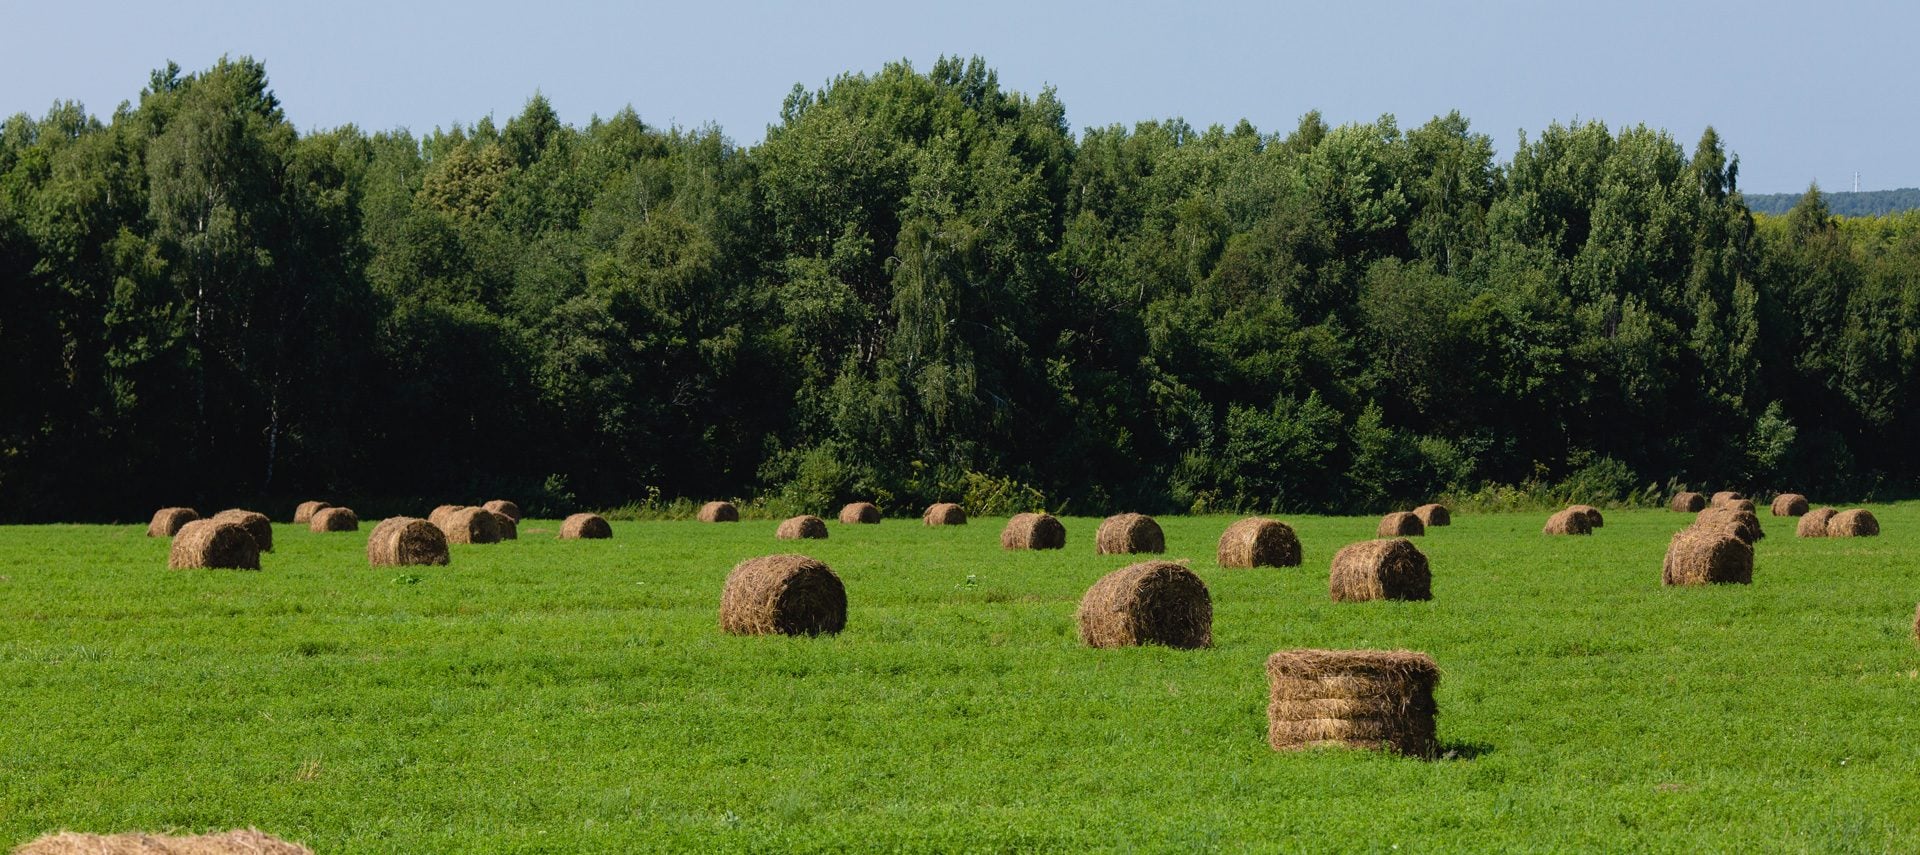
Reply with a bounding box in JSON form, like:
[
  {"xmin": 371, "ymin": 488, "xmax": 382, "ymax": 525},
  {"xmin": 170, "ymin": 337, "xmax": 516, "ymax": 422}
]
[
  {"xmin": 1216, "ymin": 517, "xmax": 1301, "ymax": 568},
  {"xmin": 1329, "ymin": 539, "xmax": 1431, "ymax": 602},
  {"xmin": 720, "ymin": 554, "xmax": 846, "ymax": 636},
  {"xmin": 1001, "ymin": 512, "xmax": 1066, "ymax": 550},
  {"xmin": 1266, "ymin": 649, "xmax": 1439, "ymax": 757},
  {"xmin": 1095, "ymin": 513, "xmax": 1165, "ymax": 555},
  {"xmin": 1076, "ymin": 560, "xmax": 1212, "ymax": 649}
]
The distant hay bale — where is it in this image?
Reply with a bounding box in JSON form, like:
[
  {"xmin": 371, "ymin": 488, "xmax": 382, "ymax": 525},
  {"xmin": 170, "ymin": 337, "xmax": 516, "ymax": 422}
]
[
  {"xmin": 1376, "ymin": 512, "xmax": 1424, "ymax": 537},
  {"xmin": 14, "ymin": 828, "xmax": 313, "ymax": 855},
  {"xmin": 1797, "ymin": 507, "xmax": 1837, "ymax": 538},
  {"xmin": 1723, "ymin": 498, "xmax": 1756, "ymax": 512},
  {"xmin": 1096, "ymin": 513, "xmax": 1165, "ymax": 555},
  {"xmin": 1329, "ymin": 539, "xmax": 1431, "ymax": 602},
  {"xmin": 210, "ymin": 509, "xmax": 273, "ymax": 552},
  {"xmin": 1076, "ymin": 560, "xmax": 1212, "ymax": 649},
  {"xmin": 1710, "ymin": 491, "xmax": 1744, "ymax": 507},
  {"xmin": 488, "ymin": 510, "xmax": 518, "ymax": 540},
  {"xmin": 366, "ymin": 517, "xmax": 449, "ymax": 567},
  {"xmin": 167, "ymin": 520, "xmax": 261, "ymax": 571},
  {"xmin": 1662, "ymin": 528, "xmax": 1753, "ymax": 586},
  {"xmin": 559, "ymin": 513, "xmax": 612, "ymax": 539},
  {"xmin": 719, "ymin": 554, "xmax": 847, "ymax": 636},
  {"xmin": 1669, "ymin": 492, "xmax": 1706, "ymax": 512},
  {"xmin": 698, "ymin": 501, "xmax": 739, "ymax": 523},
  {"xmin": 309, "ymin": 507, "xmax": 358, "ymax": 533},
  {"xmin": 1692, "ymin": 507, "xmax": 1763, "ymax": 544},
  {"xmin": 837, "ymin": 502, "xmax": 881, "ymax": 524},
  {"xmin": 923, "ymin": 503, "xmax": 967, "ymax": 526},
  {"xmin": 437, "ymin": 507, "xmax": 501, "ymax": 544},
  {"xmin": 146, "ymin": 507, "xmax": 199, "ymax": 538},
  {"xmin": 1411, "ymin": 504, "xmax": 1450, "ymax": 527},
  {"xmin": 1265, "ymin": 649, "xmax": 1440, "ymax": 757},
  {"xmin": 1770, "ymin": 493, "xmax": 1810, "ymax": 517},
  {"xmin": 1543, "ymin": 508, "xmax": 1593, "ymax": 535},
  {"xmin": 481, "ymin": 499, "xmax": 520, "ymax": 522},
  {"xmin": 1567, "ymin": 504, "xmax": 1603, "ymax": 528},
  {"xmin": 292, "ymin": 501, "xmax": 330, "ymax": 524},
  {"xmin": 776, "ymin": 515, "xmax": 829, "ymax": 540},
  {"xmin": 1216, "ymin": 517, "xmax": 1301, "ymax": 568},
  {"xmin": 1827, "ymin": 509, "xmax": 1880, "ymax": 538},
  {"xmin": 1001, "ymin": 512, "xmax": 1066, "ymax": 550}
]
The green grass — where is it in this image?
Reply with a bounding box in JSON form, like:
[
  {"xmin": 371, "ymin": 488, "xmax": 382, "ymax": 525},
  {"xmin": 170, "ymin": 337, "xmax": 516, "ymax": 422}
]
[{"xmin": 3, "ymin": 508, "xmax": 1919, "ymax": 852}]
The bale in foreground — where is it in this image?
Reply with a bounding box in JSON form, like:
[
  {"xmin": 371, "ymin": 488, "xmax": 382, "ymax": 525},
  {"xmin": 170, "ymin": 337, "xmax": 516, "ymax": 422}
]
[
  {"xmin": 923, "ymin": 502, "xmax": 967, "ymax": 526},
  {"xmin": 1411, "ymin": 504, "xmax": 1450, "ymax": 527},
  {"xmin": 1076, "ymin": 561, "xmax": 1212, "ymax": 649},
  {"xmin": 776, "ymin": 515, "xmax": 829, "ymax": 540},
  {"xmin": 438, "ymin": 507, "xmax": 501, "ymax": 544},
  {"xmin": 1827, "ymin": 509, "xmax": 1880, "ymax": 537},
  {"xmin": 146, "ymin": 507, "xmax": 199, "ymax": 538},
  {"xmin": 1330, "ymin": 539, "xmax": 1431, "ymax": 602},
  {"xmin": 367, "ymin": 517, "xmax": 450, "ymax": 567},
  {"xmin": 309, "ymin": 506, "xmax": 358, "ymax": 532},
  {"xmin": 1662, "ymin": 529, "xmax": 1753, "ymax": 586},
  {"xmin": 1216, "ymin": 517, "xmax": 1301, "ymax": 568},
  {"xmin": 559, "ymin": 512, "xmax": 612, "ymax": 539},
  {"xmin": 1543, "ymin": 508, "xmax": 1593, "ymax": 535},
  {"xmin": 168, "ymin": 520, "xmax": 261, "ymax": 570},
  {"xmin": 211, "ymin": 509, "xmax": 273, "ymax": 552},
  {"xmin": 698, "ymin": 501, "xmax": 739, "ymax": 523},
  {"xmin": 1095, "ymin": 513, "xmax": 1165, "ymax": 555},
  {"xmin": 1376, "ymin": 512, "xmax": 1424, "ymax": 537},
  {"xmin": 1567, "ymin": 504, "xmax": 1603, "ymax": 528},
  {"xmin": 1770, "ymin": 493, "xmax": 1809, "ymax": 516},
  {"xmin": 1797, "ymin": 507, "xmax": 1837, "ymax": 537},
  {"xmin": 1001, "ymin": 512, "xmax": 1066, "ymax": 550},
  {"xmin": 1266, "ymin": 649, "xmax": 1440, "ymax": 757},
  {"xmin": 482, "ymin": 499, "xmax": 521, "ymax": 522},
  {"xmin": 837, "ymin": 502, "xmax": 881, "ymax": 524},
  {"xmin": 1670, "ymin": 492, "xmax": 1706, "ymax": 512},
  {"xmin": 719, "ymin": 554, "xmax": 847, "ymax": 636},
  {"xmin": 292, "ymin": 501, "xmax": 330, "ymax": 524},
  {"xmin": 14, "ymin": 828, "xmax": 312, "ymax": 855}
]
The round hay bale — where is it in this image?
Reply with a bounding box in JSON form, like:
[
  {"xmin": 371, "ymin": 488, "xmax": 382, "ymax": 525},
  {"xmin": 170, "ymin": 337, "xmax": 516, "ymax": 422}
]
[
  {"xmin": 1692, "ymin": 507, "xmax": 1763, "ymax": 544},
  {"xmin": 168, "ymin": 520, "xmax": 261, "ymax": 570},
  {"xmin": 1265, "ymin": 649, "xmax": 1439, "ymax": 757},
  {"xmin": 559, "ymin": 512, "xmax": 612, "ymax": 539},
  {"xmin": 309, "ymin": 506, "xmax": 359, "ymax": 533},
  {"xmin": 1827, "ymin": 509, "xmax": 1880, "ymax": 537},
  {"xmin": 1567, "ymin": 504, "xmax": 1603, "ymax": 528},
  {"xmin": 1411, "ymin": 503, "xmax": 1450, "ymax": 527},
  {"xmin": 1662, "ymin": 528, "xmax": 1752, "ymax": 586},
  {"xmin": 438, "ymin": 506, "xmax": 501, "ymax": 544},
  {"xmin": 292, "ymin": 501, "xmax": 330, "ymax": 524},
  {"xmin": 1216, "ymin": 517, "xmax": 1301, "ymax": 568},
  {"xmin": 488, "ymin": 510, "xmax": 518, "ymax": 540},
  {"xmin": 481, "ymin": 499, "xmax": 520, "ymax": 522},
  {"xmin": 1543, "ymin": 508, "xmax": 1593, "ymax": 535},
  {"xmin": 1669, "ymin": 492, "xmax": 1707, "ymax": 512},
  {"xmin": 1797, "ymin": 507, "xmax": 1837, "ymax": 538},
  {"xmin": 211, "ymin": 509, "xmax": 273, "ymax": 552},
  {"xmin": 776, "ymin": 515, "xmax": 829, "ymax": 540},
  {"xmin": 1076, "ymin": 560, "xmax": 1212, "ymax": 649},
  {"xmin": 429, "ymin": 505, "xmax": 462, "ymax": 528},
  {"xmin": 719, "ymin": 554, "xmax": 847, "ymax": 636},
  {"xmin": 1329, "ymin": 539, "xmax": 1431, "ymax": 602},
  {"xmin": 1376, "ymin": 512, "xmax": 1424, "ymax": 537},
  {"xmin": 367, "ymin": 517, "xmax": 449, "ymax": 567},
  {"xmin": 146, "ymin": 507, "xmax": 199, "ymax": 538},
  {"xmin": 923, "ymin": 503, "xmax": 967, "ymax": 526},
  {"xmin": 1710, "ymin": 490, "xmax": 1744, "ymax": 507},
  {"xmin": 1096, "ymin": 513, "xmax": 1165, "ymax": 555},
  {"xmin": 698, "ymin": 501, "xmax": 739, "ymax": 523},
  {"xmin": 837, "ymin": 502, "xmax": 881, "ymax": 524},
  {"xmin": 1771, "ymin": 493, "xmax": 1810, "ymax": 517},
  {"xmin": 14, "ymin": 828, "xmax": 313, "ymax": 855},
  {"xmin": 1722, "ymin": 498, "xmax": 1756, "ymax": 512},
  {"xmin": 1001, "ymin": 512, "xmax": 1066, "ymax": 550}
]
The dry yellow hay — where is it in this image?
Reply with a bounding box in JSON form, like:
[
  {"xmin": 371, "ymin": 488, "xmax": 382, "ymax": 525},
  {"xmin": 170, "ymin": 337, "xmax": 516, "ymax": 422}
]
[
  {"xmin": 488, "ymin": 510, "xmax": 518, "ymax": 540},
  {"xmin": 1692, "ymin": 507, "xmax": 1764, "ymax": 544},
  {"xmin": 719, "ymin": 554, "xmax": 846, "ymax": 636},
  {"xmin": 210, "ymin": 509, "xmax": 273, "ymax": 552},
  {"xmin": 1770, "ymin": 493, "xmax": 1809, "ymax": 516},
  {"xmin": 1265, "ymin": 649, "xmax": 1439, "ymax": 757},
  {"xmin": 1670, "ymin": 492, "xmax": 1706, "ymax": 512},
  {"xmin": 167, "ymin": 520, "xmax": 260, "ymax": 571},
  {"xmin": 1329, "ymin": 539, "xmax": 1431, "ymax": 602},
  {"xmin": 1543, "ymin": 508, "xmax": 1593, "ymax": 535},
  {"xmin": 437, "ymin": 507, "xmax": 501, "ymax": 544},
  {"xmin": 308, "ymin": 507, "xmax": 358, "ymax": 533},
  {"xmin": 837, "ymin": 502, "xmax": 881, "ymax": 524},
  {"xmin": 146, "ymin": 508, "xmax": 199, "ymax": 538},
  {"xmin": 1411, "ymin": 504, "xmax": 1450, "ymax": 527},
  {"xmin": 292, "ymin": 501, "xmax": 330, "ymax": 524},
  {"xmin": 1722, "ymin": 498, "xmax": 1756, "ymax": 512},
  {"xmin": 1662, "ymin": 528, "xmax": 1753, "ymax": 585},
  {"xmin": 13, "ymin": 828, "xmax": 312, "ymax": 854},
  {"xmin": 428, "ymin": 505, "xmax": 462, "ymax": 528},
  {"xmin": 1797, "ymin": 507, "xmax": 1837, "ymax": 538},
  {"xmin": 698, "ymin": 501, "xmax": 740, "ymax": 523},
  {"xmin": 1710, "ymin": 490, "xmax": 1744, "ymax": 507},
  {"xmin": 1827, "ymin": 509, "xmax": 1880, "ymax": 537},
  {"xmin": 1216, "ymin": 518, "xmax": 1301, "ymax": 568},
  {"xmin": 559, "ymin": 513, "xmax": 612, "ymax": 539},
  {"xmin": 923, "ymin": 503, "xmax": 967, "ymax": 526},
  {"xmin": 1376, "ymin": 512, "xmax": 1424, "ymax": 537},
  {"xmin": 1567, "ymin": 504, "xmax": 1603, "ymax": 528},
  {"xmin": 1076, "ymin": 560, "xmax": 1212, "ymax": 649},
  {"xmin": 1095, "ymin": 513, "xmax": 1165, "ymax": 555},
  {"xmin": 776, "ymin": 515, "xmax": 829, "ymax": 540},
  {"xmin": 366, "ymin": 517, "xmax": 449, "ymax": 567},
  {"xmin": 481, "ymin": 499, "xmax": 520, "ymax": 522},
  {"xmin": 1000, "ymin": 512, "xmax": 1066, "ymax": 550}
]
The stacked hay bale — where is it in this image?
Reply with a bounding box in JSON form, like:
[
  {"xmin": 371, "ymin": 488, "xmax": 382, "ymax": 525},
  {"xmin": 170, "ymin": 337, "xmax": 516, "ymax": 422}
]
[
  {"xmin": 923, "ymin": 503, "xmax": 967, "ymax": 526},
  {"xmin": 1693, "ymin": 507, "xmax": 1763, "ymax": 544},
  {"xmin": 719, "ymin": 554, "xmax": 846, "ymax": 636},
  {"xmin": 367, "ymin": 517, "xmax": 450, "ymax": 567},
  {"xmin": 698, "ymin": 501, "xmax": 739, "ymax": 523},
  {"xmin": 309, "ymin": 507, "xmax": 358, "ymax": 532},
  {"xmin": 1669, "ymin": 492, "xmax": 1707, "ymax": 512},
  {"xmin": 1265, "ymin": 649, "xmax": 1439, "ymax": 757},
  {"xmin": 1376, "ymin": 512, "xmax": 1424, "ymax": 537},
  {"xmin": 147, "ymin": 507, "xmax": 199, "ymax": 538},
  {"xmin": 1711, "ymin": 491, "xmax": 1745, "ymax": 507},
  {"xmin": 292, "ymin": 501, "xmax": 330, "ymax": 524},
  {"xmin": 14, "ymin": 828, "xmax": 313, "ymax": 855},
  {"xmin": 559, "ymin": 513, "xmax": 613, "ymax": 539},
  {"xmin": 1096, "ymin": 513, "xmax": 1165, "ymax": 555},
  {"xmin": 1001, "ymin": 512, "xmax": 1066, "ymax": 550},
  {"xmin": 1663, "ymin": 528, "xmax": 1752, "ymax": 585},
  {"xmin": 437, "ymin": 507, "xmax": 501, "ymax": 544},
  {"xmin": 1411, "ymin": 504, "xmax": 1450, "ymax": 527},
  {"xmin": 1329, "ymin": 539, "xmax": 1431, "ymax": 602},
  {"xmin": 168, "ymin": 520, "xmax": 261, "ymax": 570},
  {"xmin": 1770, "ymin": 493, "xmax": 1809, "ymax": 516},
  {"xmin": 838, "ymin": 502, "xmax": 881, "ymax": 524},
  {"xmin": 1076, "ymin": 561, "xmax": 1212, "ymax": 649},
  {"xmin": 482, "ymin": 499, "xmax": 520, "ymax": 523},
  {"xmin": 1216, "ymin": 518, "xmax": 1301, "ymax": 568},
  {"xmin": 776, "ymin": 515, "xmax": 829, "ymax": 540},
  {"xmin": 1827, "ymin": 509, "xmax": 1880, "ymax": 537},
  {"xmin": 1543, "ymin": 508, "xmax": 1593, "ymax": 535},
  {"xmin": 1797, "ymin": 507, "xmax": 1838, "ymax": 537},
  {"xmin": 1567, "ymin": 505, "xmax": 1603, "ymax": 528},
  {"xmin": 211, "ymin": 509, "xmax": 273, "ymax": 552}
]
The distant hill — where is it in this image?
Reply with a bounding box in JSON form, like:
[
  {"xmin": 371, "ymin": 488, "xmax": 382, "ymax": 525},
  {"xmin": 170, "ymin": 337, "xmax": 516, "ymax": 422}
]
[{"xmin": 1744, "ymin": 187, "xmax": 1920, "ymax": 216}]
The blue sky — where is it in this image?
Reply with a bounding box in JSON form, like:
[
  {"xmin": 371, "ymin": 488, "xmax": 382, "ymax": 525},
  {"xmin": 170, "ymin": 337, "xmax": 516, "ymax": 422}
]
[{"xmin": 5, "ymin": 0, "xmax": 1910, "ymax": 193}]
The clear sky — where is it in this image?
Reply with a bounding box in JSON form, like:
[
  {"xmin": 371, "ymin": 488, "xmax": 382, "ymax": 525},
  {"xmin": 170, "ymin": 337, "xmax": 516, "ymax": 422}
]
[{"xmin": 5, "ymin": 0, "xmax": 1911, "ymax": 193}]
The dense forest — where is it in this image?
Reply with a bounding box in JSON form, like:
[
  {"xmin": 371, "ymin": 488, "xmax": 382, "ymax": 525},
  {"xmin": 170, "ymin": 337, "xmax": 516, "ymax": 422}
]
[
  {"xmin": 5, "ymin": 56, "xmax": 1920, "ymax": 522},
  {"xmin": 1745, "ymin": 187, "xmax": 1920, "ymax": 216}
]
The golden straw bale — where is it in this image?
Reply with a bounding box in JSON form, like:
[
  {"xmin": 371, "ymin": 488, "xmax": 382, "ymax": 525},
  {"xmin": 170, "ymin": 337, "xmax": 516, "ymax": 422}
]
[
  {"xmin": 1567, "ymin": 504, "xmax": 1603, "ymax": 528},
  {"xmin": 1076, "ymin": 561, "xmax": 1212, "ymax": 649},
  {"xmin": 1001, "ymin": 512, "xmax": 1066, "ymax": 550},
  {"xmin": 1710, "ymin": 490, "xmax": 1744, "ymax": 507},
  {"xmin": 698, "ymin": 501, "xmax": 739, "ymax": 523},
  {"xmin": 1827, "ymin": 509, "xmax": 1880, "ymax": 537},
  {"xmin": 776, "ymin": 515, "xmax": 829, "ymax": 540},
  {"xmin": 366, "ymin": 517, "xmax": 449, "ymax": 567},
  {"xmin": 1692, "ymin": 507, "xmax": 1763, "ymax": 544},
  {"xmin": 1411, "ymin": 504, "xmax": 1450, "ymax": 527},
  {"xmin": 1662, "ymin": 529, "xmax": 1753, "ymax": 586},
  {"xmin": 210, "ymin": 509, "xmax": 273, "ymax": 552},
  {"xmin": 1329, "ymin": 539, "xmax": 1431, "ymax": 602},
  {"xmin": 1095, "ymin": 513, "xmax": 1165, "ymax": 555},
  {"xmin": 719, "ymin": 554, "xmax": 846, "ymax": 636},
  {"xmin": 308, "ymin": 507, "xmax": 358, "ymax": 532},
  {"xmin": 1216, "ymin": 518, "xmax": 1301, "ymax": 568},
  {"xmin": 837, "ymin": 502, "xmax": 881, "ymax": 524},
  {"xmin": 1797, "ymin": 507, "xmax": 1837, "ymax": 538},
  {"xmin": 1669, "ymin": 492, "xmax": 1707, "ymax": 512},
  {"xmin": 1543, "ymin": 508, "xmax": 1593, "ymax": 535},
  {"xmin": 1265, "ymin": 649, "xmax": 1439, "ymax": 757},
  {"xmin": 292, "ymin": 501, "xmax": 330, "ymax": 524},
  {"xmin": 438, "ymin": 506, "xmax": 501, "ymax": 544},
  {"xmin": 559, "ymin": 513, "xmax": 612, "ymax": 539},
  {"xmin": 146, "ymin": 507, "xmax": 199, "ymax": 538},
  {"xmin": 167, "ymin": 520, "xmax": 261, "ymax": 571},
  {"xmin": 481, "ymin": 499, "xmax": 520, "ymax": 522},
  {"xmin": 923, "ymin": 503, "xmax": 967, "ymax": 526},
  {"xmin": 488, "ymin": 510, "xmax": 517, "ymax": 540},
  {"xmin": 1770, "ymin": 493, "xmax": 1809, "ymax": 516}
]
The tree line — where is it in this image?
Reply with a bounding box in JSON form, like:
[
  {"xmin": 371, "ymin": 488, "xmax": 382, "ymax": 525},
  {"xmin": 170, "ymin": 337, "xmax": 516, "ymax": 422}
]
[{"xmin": 4, "ymin": 56, "xmax": 1918, "ymax": 522}]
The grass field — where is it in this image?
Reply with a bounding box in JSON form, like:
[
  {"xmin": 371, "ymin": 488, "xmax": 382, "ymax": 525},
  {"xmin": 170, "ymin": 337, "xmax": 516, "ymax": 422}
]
[{"xmin": 3, "ymin": 508, "xmax": 1919, "ymax": 852}]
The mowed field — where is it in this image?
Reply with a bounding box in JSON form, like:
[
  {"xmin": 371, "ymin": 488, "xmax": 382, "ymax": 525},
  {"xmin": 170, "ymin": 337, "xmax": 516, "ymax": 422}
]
[{"xmin": 2, "ymin": 508, "xmax": 1918, "ymax": 852}]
